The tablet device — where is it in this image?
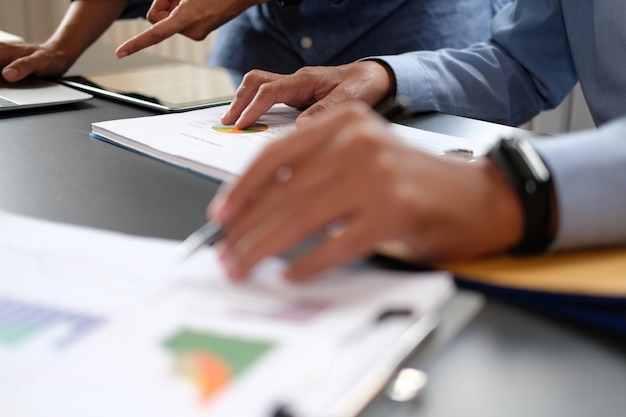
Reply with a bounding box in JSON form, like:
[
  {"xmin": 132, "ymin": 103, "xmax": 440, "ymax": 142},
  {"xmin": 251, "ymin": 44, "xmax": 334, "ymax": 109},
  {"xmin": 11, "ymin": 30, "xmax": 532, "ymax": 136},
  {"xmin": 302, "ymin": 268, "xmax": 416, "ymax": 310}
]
[
  {"xmin": 0, "ymin": 77, "xmax": 92, "ymax": 112},
  {"xmin": 61, "ymin": 63, "xmax": 236, "ymax": 113}
]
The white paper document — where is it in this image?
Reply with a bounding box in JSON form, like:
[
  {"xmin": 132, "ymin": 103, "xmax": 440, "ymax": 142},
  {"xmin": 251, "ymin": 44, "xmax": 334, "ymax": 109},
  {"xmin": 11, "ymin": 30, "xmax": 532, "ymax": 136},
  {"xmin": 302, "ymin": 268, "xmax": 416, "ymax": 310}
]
[
  {"xmin": 92, "ymin": 104, "xmax": 298, "ymax": 183},
  {"xmin": 92, "ymin": 104, "xmax": 496, "ymax": 183},
  {"xmin": 0, "ymin": 211, "xmax": 454, "ymax": 417}
]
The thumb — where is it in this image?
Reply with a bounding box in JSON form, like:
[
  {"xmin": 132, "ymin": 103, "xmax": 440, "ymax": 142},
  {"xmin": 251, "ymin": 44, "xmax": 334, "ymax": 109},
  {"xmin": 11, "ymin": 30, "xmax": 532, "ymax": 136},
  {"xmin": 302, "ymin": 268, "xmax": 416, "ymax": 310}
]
[
  {"xmin": 147, "ymin": 0, "xmax": 179, "ymax": 23},
  {"xmin": 1, "ymin": 55, "xmax": 39, "ymax": 82}
]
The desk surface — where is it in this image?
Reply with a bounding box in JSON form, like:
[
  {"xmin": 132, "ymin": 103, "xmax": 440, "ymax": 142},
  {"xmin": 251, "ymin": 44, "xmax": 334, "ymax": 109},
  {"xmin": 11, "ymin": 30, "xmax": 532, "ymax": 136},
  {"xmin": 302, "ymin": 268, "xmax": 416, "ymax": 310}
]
[{"xmin": 2, "ymin": 44, "xmax": 626, "ymax": 417}]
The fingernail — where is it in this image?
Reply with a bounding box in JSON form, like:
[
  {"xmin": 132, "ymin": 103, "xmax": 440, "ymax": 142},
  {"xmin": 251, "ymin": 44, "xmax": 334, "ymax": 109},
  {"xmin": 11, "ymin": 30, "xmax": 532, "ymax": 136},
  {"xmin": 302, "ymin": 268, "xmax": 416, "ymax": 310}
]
[
  {"xmin": 220, "ymin": 111, "xmax": 230, "ymax": 122},
  {"xmin": 117, "ymin": 50, "xmax": 129, "ymax": 59},
  {"xmin": 2, "ymin": 67, "xmax": 19, "ymax": 81}
]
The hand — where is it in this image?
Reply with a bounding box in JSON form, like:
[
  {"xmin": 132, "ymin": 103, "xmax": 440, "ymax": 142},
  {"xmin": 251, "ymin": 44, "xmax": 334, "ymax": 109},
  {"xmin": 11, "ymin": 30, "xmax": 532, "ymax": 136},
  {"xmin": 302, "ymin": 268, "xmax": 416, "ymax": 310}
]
[
  {"xmin": 0, "ymin": 42, "xmax": 75, "ymax": 82},
  {"xmin": 220, "ymin": 61, "xmax": 396, "ymax": 129},
  {"xmin": 1, "ymin": 0, "xmax": 130, "ymax": 82},
  {"xmin": 209, "ymin": 101, "xmax": 524, "ymax": 281},
  {"xmin": 116, "ymin": 0, "xmax": 262, "ymax": 58}
]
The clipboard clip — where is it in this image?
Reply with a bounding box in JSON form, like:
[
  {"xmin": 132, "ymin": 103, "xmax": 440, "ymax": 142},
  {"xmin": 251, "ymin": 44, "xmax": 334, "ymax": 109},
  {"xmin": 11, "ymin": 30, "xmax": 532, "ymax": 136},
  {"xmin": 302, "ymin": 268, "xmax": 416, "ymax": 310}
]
[{"xmin": 272, "ymin": 308, "xmax": 436, "ymax": 417}]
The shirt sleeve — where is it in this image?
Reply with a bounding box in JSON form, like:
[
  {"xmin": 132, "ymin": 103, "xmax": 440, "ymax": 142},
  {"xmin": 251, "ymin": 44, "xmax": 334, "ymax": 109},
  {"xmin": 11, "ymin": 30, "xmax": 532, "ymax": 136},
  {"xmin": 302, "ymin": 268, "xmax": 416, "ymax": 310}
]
[
  {"xmin": 531, "ymin": 117, "xmax": 626, "ymax": 251},
  {"xmin": 117, "ymin": 0, "xmax": 152, "ymax": 19},
  {"xmin": 69, "ymin": 0, "xmax": 151, "ymax": 20},
  {"xmin": 371, "ymin": 0, "xmax": 578, "ymax": 126}
]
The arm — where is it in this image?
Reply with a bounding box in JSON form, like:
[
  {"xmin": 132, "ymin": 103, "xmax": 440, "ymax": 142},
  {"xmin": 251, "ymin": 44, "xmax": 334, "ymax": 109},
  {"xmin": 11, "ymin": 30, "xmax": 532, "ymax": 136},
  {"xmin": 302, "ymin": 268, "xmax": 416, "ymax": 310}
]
[
  {"xmin": 222, "ymin": 0, "xmax": 578, "ymax": 129},
  {"xmin": 211, "ymin": 107, "xmax": 626, "ymax": 281},
  {"xmin": 533, "ymin": 117, "xmax": 626, "ymax": 251},
  {"xmin": 379, "ymin": 0, "xmax": 577, "ymax": 125},
  {"xmin": 116, "ymin": 0, "xmax": 266, "ymax": 58},
  {"xmin": 1, "ymin": 0, "xmax": 131, "ymax": 82}
]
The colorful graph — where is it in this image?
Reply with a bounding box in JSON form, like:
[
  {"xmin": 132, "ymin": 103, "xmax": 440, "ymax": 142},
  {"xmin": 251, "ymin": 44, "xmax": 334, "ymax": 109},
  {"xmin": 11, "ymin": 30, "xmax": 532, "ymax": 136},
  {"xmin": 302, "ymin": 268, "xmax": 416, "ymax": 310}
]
[
  {"xmin": 212, "ymin": 122, "xmax": 269, "ymax": 134},
  {"xmin": 164, "ymin": 329, "xmax": 273, "ymax": 401},
  {"xmin": 0, "ymin": 297, "xmax": 105, "ymax": 350}
]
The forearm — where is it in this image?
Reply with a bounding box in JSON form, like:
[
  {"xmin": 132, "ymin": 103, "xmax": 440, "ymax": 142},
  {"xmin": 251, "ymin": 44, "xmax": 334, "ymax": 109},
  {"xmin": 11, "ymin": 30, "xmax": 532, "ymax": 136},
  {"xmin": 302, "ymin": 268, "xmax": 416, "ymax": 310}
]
[
  {"xmin": 44, "ymin": 0, "xmax": 131, "ymax": 62},
  {"xmin": 373, "ymin": 0, "xmax": 578, "ymax": 126}
]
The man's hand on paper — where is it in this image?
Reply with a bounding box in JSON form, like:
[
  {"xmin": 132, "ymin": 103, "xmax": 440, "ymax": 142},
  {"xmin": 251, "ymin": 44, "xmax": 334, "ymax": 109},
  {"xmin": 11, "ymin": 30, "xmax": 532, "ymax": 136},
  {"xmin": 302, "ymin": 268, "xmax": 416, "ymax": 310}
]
[
  {"xmin": 220, "ymin": 61, "xmax": 396, "ymax": 129},
  {"xmin": 116, "ymin": 0, "xmax": 263, "ymax": 58},
  {"xmin": 209, "ymin": 101, "xmax": 524, "ymax": 282}
]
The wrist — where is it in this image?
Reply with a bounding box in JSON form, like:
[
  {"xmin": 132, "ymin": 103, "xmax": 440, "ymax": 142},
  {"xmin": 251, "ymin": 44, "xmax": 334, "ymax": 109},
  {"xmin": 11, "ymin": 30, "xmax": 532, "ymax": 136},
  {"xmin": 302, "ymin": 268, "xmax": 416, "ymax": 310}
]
[
  {"xmin": 478, "ymin": 157, "xmax": 525, "ymax": 253},
  {"xmin": 360, "ymin": 60, "xmax": 397, "ymax": 106},
  {"xmin": 487, "ymin": 137, "xmax": 555, "ymax": 255}
]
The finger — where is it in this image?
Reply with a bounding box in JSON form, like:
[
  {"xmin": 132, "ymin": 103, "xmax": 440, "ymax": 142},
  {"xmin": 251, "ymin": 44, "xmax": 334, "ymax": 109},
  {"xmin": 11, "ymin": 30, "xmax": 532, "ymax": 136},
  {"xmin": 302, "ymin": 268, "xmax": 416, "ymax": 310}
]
[
  {"xmin": 1, "ymin": 54, "xmax": 41, "ymax": 82},
  {"xmin": 285, "ymin": 214, "xmax": 380, "ymax": 281},
  {"xmin": 0, "ymin": 44, "xmax": 37, "ymax": 81},
  {"xmin": 222, "ymin": 142, "xmax": 345, "ymax": 246},
  {"xmin": 222, "ymin": 163, "xmax": 362, "ymax": 280},
  {"xmin": 233, "ymin": 69, "xmax": 334, "ymax": 129},
  {"xmin": 220, "ymin": 70, "xmax": 285, "ymax": 125},
  {"xmin": 147, "ymin": 0, "xmax": 179, "ymax": 23},
  {"xmin": 116, "ymin": 13, "xmax": 190, "ymax": 57},
  {"xmin": 282, "ymin": 148, "xmax": 395, "ymax": 281},
  {"xmin": 216, "ymin": 103, "xmax": 371, "ymax": 223},
  {"xmin": 221, "ymin": 107, "xmax": 382, "ymax": 279},
  {"xmin": 295, "ymin": 78, "xmax": 378, "ymax": 126}
]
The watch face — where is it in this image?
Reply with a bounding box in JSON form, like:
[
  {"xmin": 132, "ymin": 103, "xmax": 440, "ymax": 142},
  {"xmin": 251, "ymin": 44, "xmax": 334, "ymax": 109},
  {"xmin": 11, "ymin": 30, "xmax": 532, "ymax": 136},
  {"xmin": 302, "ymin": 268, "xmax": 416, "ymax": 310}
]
[
  {"xmin": 490, "ymin": 137, "xmax": 553, "ymax": 254},
  {"xmin": 514, "ymin": 139, "xmax": 551, "ymax": 182}
]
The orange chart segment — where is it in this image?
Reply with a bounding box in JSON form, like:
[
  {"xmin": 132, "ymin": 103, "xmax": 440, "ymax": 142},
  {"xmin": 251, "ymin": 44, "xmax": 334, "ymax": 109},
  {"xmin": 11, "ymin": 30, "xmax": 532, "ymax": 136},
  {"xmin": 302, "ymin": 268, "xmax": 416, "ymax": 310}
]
[
  {"xmin": 212, "ymin": 123, "xmax": 268, "ymax": 134},
  {"xmin": 164, "ymin": 329, "xmax": 273, "ymax": 402}
]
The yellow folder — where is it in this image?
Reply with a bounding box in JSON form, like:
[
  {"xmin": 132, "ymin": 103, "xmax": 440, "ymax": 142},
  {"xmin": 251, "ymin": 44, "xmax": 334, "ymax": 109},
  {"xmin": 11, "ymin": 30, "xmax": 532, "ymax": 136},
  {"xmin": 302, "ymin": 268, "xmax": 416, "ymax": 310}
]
[{"xmin": 379, "ymin": 242, "xmax": 626, "ymax": 298}]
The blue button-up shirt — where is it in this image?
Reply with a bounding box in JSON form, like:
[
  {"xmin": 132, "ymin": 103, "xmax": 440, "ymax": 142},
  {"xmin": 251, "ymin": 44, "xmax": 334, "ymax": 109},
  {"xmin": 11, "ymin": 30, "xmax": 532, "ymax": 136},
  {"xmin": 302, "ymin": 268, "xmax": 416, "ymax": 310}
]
[
  {"xmin": 376, "ymin": 0, "xmax": 626, "ymax": 251},
  {"xmin": 123, "ymin": 0, "xmax": 509, "ymax": 78}
]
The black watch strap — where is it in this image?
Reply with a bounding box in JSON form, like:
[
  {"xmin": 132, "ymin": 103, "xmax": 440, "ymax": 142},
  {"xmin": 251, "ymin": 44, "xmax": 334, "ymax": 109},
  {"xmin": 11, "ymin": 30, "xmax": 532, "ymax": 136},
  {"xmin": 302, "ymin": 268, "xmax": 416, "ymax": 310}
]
[
  {"xmin": 274, "ymin": 0, "xmax": 302, "ymax": 5},
  {"xmin": 488, "ymin": 137, "xmax": 554, "ymax": 255}
]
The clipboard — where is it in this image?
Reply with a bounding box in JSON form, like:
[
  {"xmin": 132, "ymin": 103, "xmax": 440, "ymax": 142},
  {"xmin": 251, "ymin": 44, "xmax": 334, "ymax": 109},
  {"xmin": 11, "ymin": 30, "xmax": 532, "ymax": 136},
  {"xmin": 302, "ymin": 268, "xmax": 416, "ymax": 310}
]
[
  {"xmin": 0, "ymin": 211, "xmax": 455, "ymax": 417},
  {"xmin": 439, "ymin": 249, "xmax": 626, "ymax": 336},
  {"xmin": 377, "ymin": 241, "xmax": 626, "ymax": 336}
]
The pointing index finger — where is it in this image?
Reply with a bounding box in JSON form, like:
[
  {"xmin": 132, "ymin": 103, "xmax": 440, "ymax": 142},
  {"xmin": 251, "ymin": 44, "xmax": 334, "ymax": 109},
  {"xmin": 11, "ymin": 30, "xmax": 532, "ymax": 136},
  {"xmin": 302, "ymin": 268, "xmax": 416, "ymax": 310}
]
[{"xmin": 116, "ymin": 15, "xmax": 186, "ymax": 58}]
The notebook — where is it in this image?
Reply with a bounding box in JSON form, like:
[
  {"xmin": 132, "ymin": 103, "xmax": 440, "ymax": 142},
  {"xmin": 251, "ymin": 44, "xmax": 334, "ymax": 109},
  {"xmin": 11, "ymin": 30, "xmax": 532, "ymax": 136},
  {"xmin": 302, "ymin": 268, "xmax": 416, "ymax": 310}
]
[{"xmin": 0, "ymin": 77, "xmax": 92, "ymax": 111}]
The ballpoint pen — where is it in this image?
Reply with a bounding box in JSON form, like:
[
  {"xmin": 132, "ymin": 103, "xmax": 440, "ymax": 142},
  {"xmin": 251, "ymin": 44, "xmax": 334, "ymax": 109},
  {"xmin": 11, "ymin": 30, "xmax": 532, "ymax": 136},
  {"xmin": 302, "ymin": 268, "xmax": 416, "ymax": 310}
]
[{"xmin": 173, "ymin": 219, "xmax": 226, "ymax": 262}]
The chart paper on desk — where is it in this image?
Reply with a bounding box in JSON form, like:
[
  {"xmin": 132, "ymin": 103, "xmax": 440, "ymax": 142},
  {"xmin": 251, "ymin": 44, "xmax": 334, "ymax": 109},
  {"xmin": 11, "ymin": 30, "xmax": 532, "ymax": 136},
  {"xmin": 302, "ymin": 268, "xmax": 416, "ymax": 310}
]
[
  {"xmin": 0, "ymin": 211, "xmax": 454, "ymax": 417},
  {"xmin": 92, "ymin": 104, "xmax": 496, "ymax": 183},
  {"xmin": 92, "ymin": 104, "xmax": 298, "ymax": 183}
]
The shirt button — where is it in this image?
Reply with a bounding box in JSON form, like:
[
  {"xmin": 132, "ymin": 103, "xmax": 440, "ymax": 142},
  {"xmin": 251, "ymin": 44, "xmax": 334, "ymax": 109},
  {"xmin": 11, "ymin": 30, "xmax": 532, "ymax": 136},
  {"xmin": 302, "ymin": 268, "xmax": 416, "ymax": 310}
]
[{"xmin": 300, "ymin": 37, "xmax": 313, "ymax": 49}]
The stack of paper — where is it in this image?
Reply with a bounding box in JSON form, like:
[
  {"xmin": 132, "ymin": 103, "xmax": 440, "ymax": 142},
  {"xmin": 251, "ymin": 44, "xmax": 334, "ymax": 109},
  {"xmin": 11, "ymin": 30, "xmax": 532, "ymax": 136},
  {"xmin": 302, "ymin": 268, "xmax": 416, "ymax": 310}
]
[
  {"xmin": 0, "ymin": 211, "xmax": 454, "ymax": 417},
  {"xmin": 91, "ymin": 104, "xmax": 497, "ymax": 183}
]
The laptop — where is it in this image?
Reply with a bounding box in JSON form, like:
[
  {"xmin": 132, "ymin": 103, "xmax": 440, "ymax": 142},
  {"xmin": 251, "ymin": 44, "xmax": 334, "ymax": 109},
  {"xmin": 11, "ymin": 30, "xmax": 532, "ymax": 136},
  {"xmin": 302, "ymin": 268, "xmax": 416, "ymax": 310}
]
[
  {"xmin": 0, "ymin": 77, "xmax": 92, "ymax": 111},
  {"xmin": 0, "ymin": 30, "xmax": 24, "ymax": 44},
  {"xmin": 0, "ymin": 30, "xmax": 93, "ymax": 111}
]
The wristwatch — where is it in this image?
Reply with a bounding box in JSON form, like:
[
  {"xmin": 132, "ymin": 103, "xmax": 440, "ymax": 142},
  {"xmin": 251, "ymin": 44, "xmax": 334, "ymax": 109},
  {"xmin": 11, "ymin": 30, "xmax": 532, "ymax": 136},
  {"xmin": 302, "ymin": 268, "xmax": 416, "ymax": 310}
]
[
  {"xmin": 488, "ymin": 136, "xmax": 554, "ymax": 255},
  {"xmin": 274, "ymin": 0, "xmax": 302, "ymax": 5}
]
